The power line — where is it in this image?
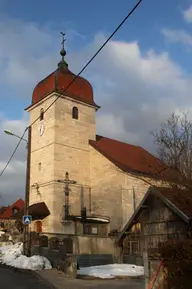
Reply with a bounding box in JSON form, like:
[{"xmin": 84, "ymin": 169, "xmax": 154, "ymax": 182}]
[
  {"xmin": 30, "ymin": 0, "xmax": 143, "ymax": 127},
  {"xmin": 0, "ymin": 129, "xmax": 28, "ymax": 177},
  {"xmin": 0, "ymin": 0, "xmax": 144, "ymax": 177}
]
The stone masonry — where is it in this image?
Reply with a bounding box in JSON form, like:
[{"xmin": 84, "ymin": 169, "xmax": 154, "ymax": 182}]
[{"xmin": 27, "ymin": 91, "xmax": 165, "ymax": 234}]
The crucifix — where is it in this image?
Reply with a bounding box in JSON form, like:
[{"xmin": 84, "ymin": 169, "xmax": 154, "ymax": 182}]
[
  {"xmin": 60, "ymin": 32, "xmax": 66, "ymax": 50},
  {"xmin": 57, "ymin": 172, "xmax": 77, "ymax": 219}
]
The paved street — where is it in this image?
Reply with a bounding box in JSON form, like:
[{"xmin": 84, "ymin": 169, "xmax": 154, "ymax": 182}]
[
  {"xmin": 59, "ymin": 278, "xmax": 145, "ymax": 289},
  {"xmin": 37, "ymin": 269, "xmax": 145, "ymax": 289},
  {"xmin": 0, "ymin": 264, "xmax": 145, "ymax": 289},
  {"xmin": 0, "ymin": 264, "xmax": 55, "ymax": 289}
]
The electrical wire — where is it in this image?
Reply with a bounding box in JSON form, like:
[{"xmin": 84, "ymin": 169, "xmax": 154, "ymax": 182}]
[
  {"xmin": 0, "ymin": 128, "xmax": 28, "ymax": 176},
  {"xmin": 0, "ymin": 0, "xmax": 144, "ymax": 177},
  {"xmin": 29, "ymin": 0, "xmax": 143, "ymax": 127}
]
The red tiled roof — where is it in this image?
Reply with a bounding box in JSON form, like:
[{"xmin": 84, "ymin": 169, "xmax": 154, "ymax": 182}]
[
  {"xmin": 89, "ymin": 135, "xmax": 170, "ymax": 177},
  {"xmin": 12, "ymin": 202, "xmax": 50, "ymax": 220},
  {"xmin": 157, "ymin": 187, "xmax": 192, "ymax": 218},
  {"xmin": 0, "ymin": 206, "xmax": 8, "ymax": 216},
  {"xmin": 0, "ymin": 198, "xmax": 25, "ymax": 219},
  {"xmin": 28, "ymin": 65, "xmax": 99, "ymax": 109}
]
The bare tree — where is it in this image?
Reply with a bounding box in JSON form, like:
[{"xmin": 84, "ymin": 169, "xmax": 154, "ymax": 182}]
[{"xmin": 152, "ymin": 111, "xmax": 192, "ymax": 180}]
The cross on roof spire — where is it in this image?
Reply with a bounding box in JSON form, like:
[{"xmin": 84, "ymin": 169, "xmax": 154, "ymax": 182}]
[
  {"xmin": 58, "ymin": 32, "xmax": 68, "ymax": 68},
  {"xmin": 60, "ymin": 32, "xmax": 66, "ymax": 51}
]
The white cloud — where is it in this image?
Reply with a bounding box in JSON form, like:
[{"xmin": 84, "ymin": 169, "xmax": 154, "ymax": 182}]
[
  {"xmin": 0, "ymin": 17, "xmax": 84, "ymax": 97},
  {"xmin": 161, "ymin": 28, "xmax": 192, "ymax": 46},
  {"xmin": 0, "ymin": 114, "xmax": 28, "ymax": 205},
  {"xmin": 1, "ymin": 17, "xmax": 192, "ymax": 204},
  {"xmin": 161, "ymin": 6, "xmax": 192, "ymax": 47},
  {"xmin": 183, "ymin": 6, "xmax": 192, "ymax": 23}
]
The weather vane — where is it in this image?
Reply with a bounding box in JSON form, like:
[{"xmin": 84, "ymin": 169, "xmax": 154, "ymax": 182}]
[
  {"xmin": 58, "ymin": 32, "xmax": 68, "ymax": 67},
  {"xmin": 60, "ymin": 32, "xmax": 66, "ymax": 50}
]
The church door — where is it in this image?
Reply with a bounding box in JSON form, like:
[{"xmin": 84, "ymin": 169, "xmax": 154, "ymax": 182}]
[{"xmin": 35, "ymin": 221, "xmax": 42, "ymax": 233}]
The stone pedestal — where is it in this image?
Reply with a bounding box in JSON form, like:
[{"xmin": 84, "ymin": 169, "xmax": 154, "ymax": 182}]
[{"xmin": 57, "ymin": 254, "xmax": 77, "ymax": 279}]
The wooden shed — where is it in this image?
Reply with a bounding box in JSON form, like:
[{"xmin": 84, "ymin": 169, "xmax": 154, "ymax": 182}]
[{"xmin": 116, "ymin": 186, "xmax": 192, "ymax": 287}]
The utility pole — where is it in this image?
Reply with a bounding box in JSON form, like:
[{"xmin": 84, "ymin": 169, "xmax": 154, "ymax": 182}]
[
  {"xmin": 23, "ymin": 126, "xmax": 31, "ymax": 256},
  {"xmin": 56, "ymin": 172, "xmax": 76, "ymax": 220},
  {"xmin": 4, "ymin": 127, "xmax": 31, "ymax": 255}
]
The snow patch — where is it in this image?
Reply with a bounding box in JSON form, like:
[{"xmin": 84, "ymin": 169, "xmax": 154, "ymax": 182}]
[
  {"xmin": 0, "ymin": 242, "xmax": 52, "ymax": 270},
  {"xmin": 77, "ymin": 263, "xmax": 144, "ymax": 279}
]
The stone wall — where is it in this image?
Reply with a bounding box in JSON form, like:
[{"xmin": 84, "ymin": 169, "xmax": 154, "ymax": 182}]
[
  {"xmin": 121, "ymin": 174, "xmax": 158, "ymax": 227},
  {"xmin": 31, "ymin": 233, "xmax": 121, "ymax": 263},
  {"xmin": 90, "ymin": 145, "xmax": 165, "ymax": 231},
  {"xmin": 27, "ymin": 91, "xmax": 166, "ymax": 236},
  {"xmin": 74, "ymin": 235, "xmax": 120, "ymax": 260},
  {"xmin": 31, "ymin": 233, "xmax": 120, "ymax": 273},
  {"xmin": 28, "ymin": 92, "xmax": 96, "ymax": 190},
  {"xmin": 89, "ymin": 146, "xmax": 124, "ymax": 231},
  {"xmin": 38, "ymin": 233, "xmax": 120, "ymax": 259},
  {"xmin": 27, "ymin": 93, "xmax": 97, "ymax": 234},
  {"xmin": 31, "ymin": 245, "xmax": 77, "ymax": 277}
]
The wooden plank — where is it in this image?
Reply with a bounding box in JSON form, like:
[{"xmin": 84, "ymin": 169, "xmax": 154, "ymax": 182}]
[{"xmin": 143, "ymin": 250, "xmax": 149, "ymax": 289}]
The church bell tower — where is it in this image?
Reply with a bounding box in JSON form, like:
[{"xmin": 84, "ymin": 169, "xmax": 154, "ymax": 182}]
[{"xmin": 25, "ymin": 34, "xmax": 100, "ymax": 233}]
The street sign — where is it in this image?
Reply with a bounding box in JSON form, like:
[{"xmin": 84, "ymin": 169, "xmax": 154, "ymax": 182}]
[{"xmin": 23, "ymin": 215, "xmax": 32, "ymax": 225}]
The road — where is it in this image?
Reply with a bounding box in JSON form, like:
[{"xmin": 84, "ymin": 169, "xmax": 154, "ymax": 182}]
[
  {"xmin": 38, "ymin": 269, "xmax": 145, "ymax": 289},
  {"xmin": 0, "ymin": 264, "xmax": 145, "ymax": 289},
  {"xmin": 0, "ymin": 264, "xmax": 55, "ymax": 289},
  {"xmin": 68, "ymin": 278, "xmax": 145, "ymax": 289}
]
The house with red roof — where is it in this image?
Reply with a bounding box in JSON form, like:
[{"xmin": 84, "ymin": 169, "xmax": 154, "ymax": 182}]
[
  {"xmin": 0, "ymin": 198, "xmax": 25, "ymax": 229},
  {"xmin": 25, "ymin": 43, "xmax": 178, "ymax": 247},
  {"xmin": 0, "ymin": 206, "xmax": 8, "ymax": 217}
]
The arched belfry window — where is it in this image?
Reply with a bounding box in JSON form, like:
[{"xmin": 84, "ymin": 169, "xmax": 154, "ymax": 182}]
[
  {"xmin": 40, "ymin": 108, "xmax": 44, "ymax": 121},
  {"xmin": 72, "ymin": 107, "xmax": 78, "ymax": 120}
]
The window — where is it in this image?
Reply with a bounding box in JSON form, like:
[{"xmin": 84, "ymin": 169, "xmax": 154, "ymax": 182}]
[
  {"xmin": 38, "ymin": 162, "xmax": 41, "ymax": 171},
  {"xmin": 72, "ymin": 107, "xmax": 78, "ymax": 119},
  {"xmin": 131, "ymin": 223, "xmax": 141, "ymax": 234},
  {"xmin": 12, "ymin": 207, "xmax": 18, "ymax": 215},
  {"xmin": 83, "ymin": 224, "xmax": 98, "ymax": 235},
  {"xmin": 127, "ymin": 241, "xmax": 140, "ymax": 254},
  {"xmin": 40, "ymin": 108, "xmax": 44, "ymax": 121}
]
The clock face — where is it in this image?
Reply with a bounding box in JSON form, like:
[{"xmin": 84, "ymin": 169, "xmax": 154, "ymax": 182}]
[{"xmin": 38, "ymin": 124, "xmax": 45, "ymax": 136}]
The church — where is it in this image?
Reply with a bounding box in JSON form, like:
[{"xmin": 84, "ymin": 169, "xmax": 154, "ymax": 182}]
[{"xmin": 25, "ymin": 41, "xmax": 170, "ymax": 240}]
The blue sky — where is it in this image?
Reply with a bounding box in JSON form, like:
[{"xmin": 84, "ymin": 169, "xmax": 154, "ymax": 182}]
[
  {"xmin": 0, "ymin": 0, "xmax": 191, "ymax": 119},
  {"xmin": 1, "ymin": 0, "xmax": 192, "ymax": 203}
]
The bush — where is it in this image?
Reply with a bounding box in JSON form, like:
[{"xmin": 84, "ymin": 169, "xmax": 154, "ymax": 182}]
[{"xmin": 159, "ymin": 240, "xmax": 192, "ymax": 289}]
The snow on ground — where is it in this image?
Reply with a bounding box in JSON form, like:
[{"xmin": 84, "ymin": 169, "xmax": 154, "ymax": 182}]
[
  {"xmin": 0, "ymin": 231, "xmax": 5, "ymax": 236},
  {"xmin": 78, "ymin": 264, "xmax": 144, "ymax": 279},
  {"xmin": 0, "ymin": 242, "xmax": 144, "ymax": 278},
  {"xmin": 0, "ymin": 242, "xmax": 52, "ymax": 270}
]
